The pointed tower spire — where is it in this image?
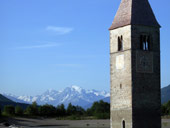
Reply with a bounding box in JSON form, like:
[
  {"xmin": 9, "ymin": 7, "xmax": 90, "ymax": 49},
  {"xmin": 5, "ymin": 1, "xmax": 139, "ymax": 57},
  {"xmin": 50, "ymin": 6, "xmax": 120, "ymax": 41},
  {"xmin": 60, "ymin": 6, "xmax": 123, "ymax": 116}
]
[{"xmin": 109, "ymin": 0, "xmax": 160, "ymax": 30}]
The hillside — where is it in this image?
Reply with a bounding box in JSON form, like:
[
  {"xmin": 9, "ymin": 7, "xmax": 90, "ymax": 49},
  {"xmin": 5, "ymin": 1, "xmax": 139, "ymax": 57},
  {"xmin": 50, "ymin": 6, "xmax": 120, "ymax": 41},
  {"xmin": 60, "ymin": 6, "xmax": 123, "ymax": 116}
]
[
  {"xmin": 0, "ymin": 94, "xmax": 14, "ymax": 103},
  {"xmin": 0, "ymin": 94, "xmax": 29, "ymax": 109},
  {"xmin": 161, "ymin": 85, "xmax": 170, "ymax": 104}
]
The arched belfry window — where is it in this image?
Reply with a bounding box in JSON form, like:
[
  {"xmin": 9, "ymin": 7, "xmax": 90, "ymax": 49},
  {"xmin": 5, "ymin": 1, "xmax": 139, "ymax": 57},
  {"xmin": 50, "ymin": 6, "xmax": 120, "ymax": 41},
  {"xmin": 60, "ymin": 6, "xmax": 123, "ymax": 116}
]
[
  {"xmin": 118, "ymin": 35, "xmax": 123, "ymax": 51},
  {"xmin": 140, "ymin": 35, "xmax": 150, "ymax": 51},
  {"xmin": 122, "ymin": 120, "xmax": 125, "ymax": 128}
]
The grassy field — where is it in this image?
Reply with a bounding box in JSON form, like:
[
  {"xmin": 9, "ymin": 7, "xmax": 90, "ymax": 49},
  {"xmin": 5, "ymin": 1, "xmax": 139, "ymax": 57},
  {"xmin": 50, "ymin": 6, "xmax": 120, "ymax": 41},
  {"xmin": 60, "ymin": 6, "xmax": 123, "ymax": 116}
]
[{"xmin": 0, "ymin": 117, "xmax": 170, "ymax": 128}]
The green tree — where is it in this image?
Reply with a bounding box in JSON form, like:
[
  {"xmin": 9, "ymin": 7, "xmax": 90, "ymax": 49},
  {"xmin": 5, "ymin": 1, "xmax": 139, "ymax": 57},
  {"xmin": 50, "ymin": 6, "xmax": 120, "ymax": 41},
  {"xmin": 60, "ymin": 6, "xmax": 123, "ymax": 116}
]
[
  {"xmin": 88, "ymin": 100, "xmax": 110, "ymax": 119},
  {"xmin": 39, "ymin": 104, "xmax": 57, "ymax": 117},
  {"xmin": 56, "ymin": 104, "xmax": 66, "ymax": 117},
  {"xmin": 25, "ymin": 102, "xmax": 39, "ymax": 116},
  {"xmin": 86, "ymin": 108, "xmax": 93, "ymax": 116},
  {"xmin": 15, "ymin": 106, "xmax": 23, "ymax": 116},
  {"xmin": 166, "ymin": 101, "xmax": 170, "ymax": 115},
  {"xmin": 4, "ymin": 105, "xmax": 15, "ymax": 116},
  {"xmin": 162, "ymin": 101, "xmax": 170, "ymax": 116},
  {"xmin": 66, "ymin": 103, "xmax": 85, "ymax": 116},
  {"xmin": 75, "ymin": 106, "xmax": 85, "ymax": 116},
  {"xmin": 161, "ymin": 105, "xmax": 167, "ymax": 116},
  {"xmin": 67, "ymin": 103, "xmax": 76, "ymax": 115}
]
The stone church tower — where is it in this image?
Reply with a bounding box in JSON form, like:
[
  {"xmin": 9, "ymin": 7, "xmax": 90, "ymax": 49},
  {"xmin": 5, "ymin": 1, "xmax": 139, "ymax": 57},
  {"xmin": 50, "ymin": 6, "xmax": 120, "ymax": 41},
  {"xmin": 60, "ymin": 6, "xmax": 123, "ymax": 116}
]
[{"xmin": 109, "ymin": 0, "xmax": 161, "ymax": 128}]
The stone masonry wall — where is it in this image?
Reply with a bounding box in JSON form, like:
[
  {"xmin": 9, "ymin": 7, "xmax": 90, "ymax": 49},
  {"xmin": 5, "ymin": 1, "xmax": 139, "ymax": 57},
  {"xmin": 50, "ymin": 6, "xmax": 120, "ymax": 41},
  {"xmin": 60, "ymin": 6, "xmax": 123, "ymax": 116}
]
[
  {"xmin": 110, "ymin": 25, "xmax": 132, "ymax": 128},
  {"xmin": 110, "ymin": 25, "xmax": 161, "ymax": 128}
]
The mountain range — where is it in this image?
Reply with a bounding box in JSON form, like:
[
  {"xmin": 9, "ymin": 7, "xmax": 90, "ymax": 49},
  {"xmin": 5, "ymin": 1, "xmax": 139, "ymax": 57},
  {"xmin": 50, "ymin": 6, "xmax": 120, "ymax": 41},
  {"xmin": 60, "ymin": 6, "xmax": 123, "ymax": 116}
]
[
  {"xmin": 1, "ymin": 85, "xmax": 170, "ymax": 109},
  {"xmin": 2, "ymin": 86, "xmax": 110, "ymax": 108},
  {"xmin": 161, "ymin": 84, "xmax": 170, "ymax": 104}
]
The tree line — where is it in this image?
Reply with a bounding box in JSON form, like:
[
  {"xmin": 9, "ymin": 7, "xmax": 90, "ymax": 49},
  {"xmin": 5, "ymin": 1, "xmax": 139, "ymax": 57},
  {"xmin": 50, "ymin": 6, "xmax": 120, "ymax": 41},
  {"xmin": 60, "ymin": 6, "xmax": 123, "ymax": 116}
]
[
  {"xmin": 1, "ymin": 100, "xmax": 169, "ymax": 119},
  {"xmin": 0, "ymin": 100, "xmax": 110, "ymax": 119},
  {"xmin": 161, "ymin": 100, "xmax": 170, "ymax": 116}
]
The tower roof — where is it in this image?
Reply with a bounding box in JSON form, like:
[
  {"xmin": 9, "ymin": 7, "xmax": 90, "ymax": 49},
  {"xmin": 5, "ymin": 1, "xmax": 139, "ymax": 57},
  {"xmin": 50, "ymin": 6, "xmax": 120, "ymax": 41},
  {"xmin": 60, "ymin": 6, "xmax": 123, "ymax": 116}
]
[{"xmin": 109, "ymin": 0, "xmax": 160, "ymax": 30}]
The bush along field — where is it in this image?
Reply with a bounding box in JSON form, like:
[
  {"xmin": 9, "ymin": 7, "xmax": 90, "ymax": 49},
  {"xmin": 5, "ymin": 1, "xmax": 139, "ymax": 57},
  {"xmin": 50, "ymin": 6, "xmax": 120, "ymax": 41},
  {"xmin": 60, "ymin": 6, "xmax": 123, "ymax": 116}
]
[
  {"xmin": 162, "ymin": 100, "xmax": 170, "ymax": 118},
  {"xmin": 0, "ymin": 100, "xmax": 110, "ymax": 120}
]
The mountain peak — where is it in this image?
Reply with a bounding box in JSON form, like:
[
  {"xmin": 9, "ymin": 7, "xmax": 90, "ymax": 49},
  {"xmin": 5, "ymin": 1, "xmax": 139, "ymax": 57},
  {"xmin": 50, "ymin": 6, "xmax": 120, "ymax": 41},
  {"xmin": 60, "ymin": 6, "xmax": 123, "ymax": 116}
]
[
  {"xmin": 71, "ymin": 85, "xmax": 82, "ymax": 93},
  {"xmin": 43, "ymin": 89, "xmax": 58, "ymax": 95}
]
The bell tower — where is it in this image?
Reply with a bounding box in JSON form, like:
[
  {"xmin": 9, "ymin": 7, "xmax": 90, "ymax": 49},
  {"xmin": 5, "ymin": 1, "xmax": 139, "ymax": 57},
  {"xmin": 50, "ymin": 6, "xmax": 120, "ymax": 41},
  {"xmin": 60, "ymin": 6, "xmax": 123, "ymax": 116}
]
[{"xmin": 109, "ymin": 0, "xmax": 161, "ymax": 128}]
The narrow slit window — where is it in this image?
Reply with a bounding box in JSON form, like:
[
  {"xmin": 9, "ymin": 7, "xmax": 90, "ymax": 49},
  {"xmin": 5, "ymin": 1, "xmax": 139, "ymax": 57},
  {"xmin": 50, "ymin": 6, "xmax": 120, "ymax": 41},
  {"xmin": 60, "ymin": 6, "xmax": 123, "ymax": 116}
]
[{"xmin": 118, "ymin": 36, "xmax": 123, "ymax": 51}]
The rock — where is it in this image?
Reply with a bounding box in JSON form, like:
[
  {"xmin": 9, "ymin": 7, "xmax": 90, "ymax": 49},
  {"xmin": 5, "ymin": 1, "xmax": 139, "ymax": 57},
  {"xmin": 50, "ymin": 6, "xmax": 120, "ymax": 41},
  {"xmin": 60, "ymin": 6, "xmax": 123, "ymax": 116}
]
[{"xmin": 3, "ymin": 122, "xmax": 10, "ymax": 127}]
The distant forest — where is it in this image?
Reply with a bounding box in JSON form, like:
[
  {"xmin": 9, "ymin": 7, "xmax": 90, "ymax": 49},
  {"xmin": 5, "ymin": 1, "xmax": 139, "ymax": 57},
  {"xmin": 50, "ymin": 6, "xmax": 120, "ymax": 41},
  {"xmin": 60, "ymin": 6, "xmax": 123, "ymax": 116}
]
[
  {"xmin": 1, "ymin": 100, "xmax": 170, "ymax": 119},
  {"xmin": 0, "ymin": 100, "xmax": 110, "ymax": 119}
]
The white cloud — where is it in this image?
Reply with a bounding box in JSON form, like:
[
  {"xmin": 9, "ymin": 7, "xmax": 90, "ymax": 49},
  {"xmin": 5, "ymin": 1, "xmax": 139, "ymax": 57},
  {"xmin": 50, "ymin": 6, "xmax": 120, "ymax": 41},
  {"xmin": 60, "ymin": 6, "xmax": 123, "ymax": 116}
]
[
  {"xmin": 46, "ymin": 26, "xmax": 74, "ymax": 35},
  {"xmin": 14, "ymin": 42, "xmax": 60, "ymax": 50}
]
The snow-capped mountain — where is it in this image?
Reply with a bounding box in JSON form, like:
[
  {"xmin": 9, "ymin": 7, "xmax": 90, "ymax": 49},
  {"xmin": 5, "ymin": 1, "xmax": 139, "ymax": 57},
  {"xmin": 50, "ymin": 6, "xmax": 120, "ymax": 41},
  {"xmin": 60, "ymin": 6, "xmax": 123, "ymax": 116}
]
[{"xmin": 3, "ymin": 86, "xmax": 110, "ymax": 108}]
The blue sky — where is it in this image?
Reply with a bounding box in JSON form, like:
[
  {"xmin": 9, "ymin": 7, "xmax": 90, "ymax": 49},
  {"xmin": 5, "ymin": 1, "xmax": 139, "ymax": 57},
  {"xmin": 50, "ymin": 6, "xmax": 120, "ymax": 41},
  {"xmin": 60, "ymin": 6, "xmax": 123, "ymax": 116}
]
[{"xmin": 0, "ymin": 0, "xmax": 169, "ymax": 96}]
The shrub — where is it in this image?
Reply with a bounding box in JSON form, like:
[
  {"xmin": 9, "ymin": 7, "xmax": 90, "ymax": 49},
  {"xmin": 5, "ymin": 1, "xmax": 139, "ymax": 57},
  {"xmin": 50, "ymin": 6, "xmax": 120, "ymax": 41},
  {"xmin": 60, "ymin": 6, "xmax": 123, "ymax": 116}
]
[
  {"xmin": 94, "ymin": 113, "xmax": 110, "ymax": 119},
  {"xmin": 15, "ymin": 106, "xmax": 23, "ymax": 116},
  {"xmin": 68, "ymin": 115, "xmax": 81, "ymax": 120},
  {"xmin": 3, "ymin": 105, "xmax": 15, "ymax": 116},
  {"xmin": 25, "ymin": 102, "xmax": 39, "ymax": 116}
]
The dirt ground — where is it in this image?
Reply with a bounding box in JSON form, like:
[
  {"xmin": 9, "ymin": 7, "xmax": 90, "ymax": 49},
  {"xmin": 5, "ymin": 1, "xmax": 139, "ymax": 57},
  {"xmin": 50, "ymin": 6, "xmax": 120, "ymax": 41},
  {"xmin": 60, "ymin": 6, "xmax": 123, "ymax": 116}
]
[
  {"xmin": 0, "ymin": 118, "xmax": 170, "ymax": 128},
  {"xmin": 0, "ymin": 118, "xmax": 109, "ymax": 128},
  {"xmin": 162, "ymin": 119, "xmax": 170, "ymax": 128}
]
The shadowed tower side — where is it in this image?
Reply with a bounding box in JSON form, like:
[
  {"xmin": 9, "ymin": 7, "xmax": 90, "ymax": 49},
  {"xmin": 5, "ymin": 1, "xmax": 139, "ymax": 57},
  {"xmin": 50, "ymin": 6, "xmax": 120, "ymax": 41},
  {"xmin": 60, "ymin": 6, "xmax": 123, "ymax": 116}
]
[{"xmin": 109, "ymin": 0, "xmax": 161, "ymax": 128}]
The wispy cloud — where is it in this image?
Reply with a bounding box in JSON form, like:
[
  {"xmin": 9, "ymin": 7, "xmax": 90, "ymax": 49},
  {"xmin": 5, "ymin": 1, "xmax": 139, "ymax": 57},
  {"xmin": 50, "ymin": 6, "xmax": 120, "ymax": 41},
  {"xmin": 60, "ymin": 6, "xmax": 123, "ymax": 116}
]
[
  {"xmin": 46, "ymin": 26, "xmax": 74, "ymax": 35},
  {"xmin": 14, "ymin": 42, "xmax": 60, "ymax": 50}
]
